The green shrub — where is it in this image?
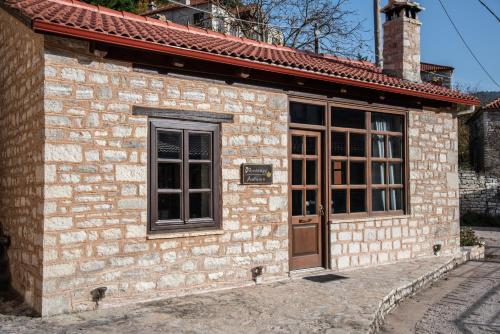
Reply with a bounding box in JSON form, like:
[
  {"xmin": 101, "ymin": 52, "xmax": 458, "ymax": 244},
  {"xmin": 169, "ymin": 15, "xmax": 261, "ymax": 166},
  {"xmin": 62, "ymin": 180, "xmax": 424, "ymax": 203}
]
[
  {"xmin": 460, "ymin": 227, "xmax": 483, "ymax": 247},
  {"xmin": 460, "ymin": 211, "xmax": 500, "ymax": 227}
]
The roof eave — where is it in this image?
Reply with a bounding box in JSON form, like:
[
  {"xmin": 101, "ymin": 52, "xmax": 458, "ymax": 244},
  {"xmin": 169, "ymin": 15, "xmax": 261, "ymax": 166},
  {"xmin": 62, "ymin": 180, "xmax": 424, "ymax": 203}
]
[{"xmin": 33, "ymin": 20, "xmax": 479, "ymax": 107}]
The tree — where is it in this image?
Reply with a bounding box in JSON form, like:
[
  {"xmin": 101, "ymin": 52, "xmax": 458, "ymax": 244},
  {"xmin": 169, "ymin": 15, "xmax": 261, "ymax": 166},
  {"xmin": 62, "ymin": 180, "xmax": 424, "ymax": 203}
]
[
  {"xmin": 84, "ymin": 0, "xmax": 368, "ymax": 58},
  {"xmin": 212, "ymin": 0, "xmax": 368, "ymax": 58}
]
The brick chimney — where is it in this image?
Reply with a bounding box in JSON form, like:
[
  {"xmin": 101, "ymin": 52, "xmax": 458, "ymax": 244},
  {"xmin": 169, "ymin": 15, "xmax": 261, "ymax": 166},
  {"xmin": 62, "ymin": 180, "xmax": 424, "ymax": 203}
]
[{"xmin": 382, "ymin": 0, "xmax": 424, "ymax": 82}]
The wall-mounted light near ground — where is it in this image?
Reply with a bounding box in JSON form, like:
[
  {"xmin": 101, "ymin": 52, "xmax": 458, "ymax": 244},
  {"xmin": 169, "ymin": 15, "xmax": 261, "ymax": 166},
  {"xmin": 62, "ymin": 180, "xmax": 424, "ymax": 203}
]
[
  {"xmin": 433, "ymin": 244, "xmax": 442, "ymax": 256},
  {"xmin": 251, "ymin": 266, "xmax": 264, "ymax": 284},
  {"xmin": 90, "ymin": 287, "xmax": 107, "ymax": 307}
]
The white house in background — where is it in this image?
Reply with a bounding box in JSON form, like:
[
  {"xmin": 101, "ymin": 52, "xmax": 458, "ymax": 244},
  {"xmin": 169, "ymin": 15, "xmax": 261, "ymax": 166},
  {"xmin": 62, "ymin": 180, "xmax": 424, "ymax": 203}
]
[{"xmin": 142, "ymin": 0, "xmax": 284, "ymax": 45}]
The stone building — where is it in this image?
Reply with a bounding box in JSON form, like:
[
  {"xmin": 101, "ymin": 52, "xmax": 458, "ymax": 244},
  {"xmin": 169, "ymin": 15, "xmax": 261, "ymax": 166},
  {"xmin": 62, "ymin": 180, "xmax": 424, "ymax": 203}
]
[
  {"xmin": 143, "ymin": 0, "xmax": 284, "ymax": 45},
  {"xmin": 460, "ymin": 98, "xmax": 500, "ymax": 216},
  {"xmin": 420, "ymin": 62, "xmax": 454, "ymax": 89},
  {"xmin": 0, "ymin": 0, "xmax": 479, "ymax": 316}
]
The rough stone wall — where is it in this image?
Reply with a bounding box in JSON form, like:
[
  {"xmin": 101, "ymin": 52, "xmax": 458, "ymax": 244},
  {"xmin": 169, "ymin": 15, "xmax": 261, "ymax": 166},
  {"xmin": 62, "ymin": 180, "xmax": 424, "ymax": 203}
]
[
  {"xmin": 331, "ymin": 110, "xmax": 460, "ymax": 269},
  {"xmin": 41, "ymin": 35, "xmax": 289, "ymax": 315},
  {"xmin": 0, "ymin": 10, "xmax": 45, "ymax": 312},
  {"xmin": 421, "ymin": 69, "xmax": 453, "ymax": 89},
  {"xmin": 383, "ymin": 16, "xmax": 421, "ymax": 83},
  {"xmin": 484, "ymin": 111, "xmax": 500, "ymax": 177},
  {"xmin": 459, "ymin": 169, "xmax": 500, "ymax": 216}
]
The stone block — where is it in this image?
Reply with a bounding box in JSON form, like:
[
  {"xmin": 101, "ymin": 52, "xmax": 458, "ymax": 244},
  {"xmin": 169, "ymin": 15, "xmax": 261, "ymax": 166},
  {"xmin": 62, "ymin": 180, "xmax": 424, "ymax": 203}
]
[
  {"xmin": 45, "ymin": 217, "xmax": 73, "ymax": 231},
  {"xmin": 60, "ymin": 231, "xmax": 87, "ymax": 244},
  {"xmin": 192, "ymin": 245, "xmax": 220, "ymax": 256},
  {"xmin": 45, "ymin": 263, "xmax": 76, "ymax": 278},
  {"xmin": 45, "ymin": 144, "xmax": 82, "ymax": 162},
  {"xmin": 126, "ymin": 225, "xmax": 146, "ymax": 238},
  {"xmin": 158, "ymin": 274, "xmax": 186, "ymax": 289},
  {"xmin": 116, "ymin": 165, "xmax": 146, "ymax": 182}
]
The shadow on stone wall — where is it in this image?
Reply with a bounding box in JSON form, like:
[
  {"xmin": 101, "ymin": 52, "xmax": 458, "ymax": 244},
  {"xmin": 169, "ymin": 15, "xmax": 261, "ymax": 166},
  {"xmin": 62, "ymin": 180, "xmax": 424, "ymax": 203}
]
[{"xmin": 459, "ymin": 170, "xmax": 500, "ymax": 217}]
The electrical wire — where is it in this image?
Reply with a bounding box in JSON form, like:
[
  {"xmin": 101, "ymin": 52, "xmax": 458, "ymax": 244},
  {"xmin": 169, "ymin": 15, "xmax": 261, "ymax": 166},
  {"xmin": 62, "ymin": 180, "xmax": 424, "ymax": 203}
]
[
  {"xmin": 478, "ymin": 0, "xmax": 500, "ymax": 23},
  {"xmin": 437, "ymin": 0, "xmax": 500, "ymax": 89}
]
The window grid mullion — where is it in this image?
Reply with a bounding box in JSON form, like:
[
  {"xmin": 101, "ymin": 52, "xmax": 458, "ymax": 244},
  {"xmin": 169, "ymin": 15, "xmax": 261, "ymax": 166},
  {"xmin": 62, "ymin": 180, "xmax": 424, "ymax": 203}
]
[
  {"xmin": 183, "ymin": 130, "xmax": 189, "ymax": 224},
  {"xmin": 366, "ymin": 111, "xmax": 372, "ymax": 215},
  {"xmin": 346, "ymin": 131, "xmax": 351, "ymax": 213}
]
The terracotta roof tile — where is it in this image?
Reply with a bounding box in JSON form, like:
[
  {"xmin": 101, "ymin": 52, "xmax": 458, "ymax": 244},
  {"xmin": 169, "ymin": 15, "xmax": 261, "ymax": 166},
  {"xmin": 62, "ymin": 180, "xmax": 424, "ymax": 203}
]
[
  {"xmin": 483, "ymin": 98, "xmax": 500, "ymax": 110},
  {"xmin": 0, "ymin": 0, "xmax": 479, "ymax": 105},
  {"xmin": 421, "ymin": 62, "xmax": 454, "ymax": 72}
]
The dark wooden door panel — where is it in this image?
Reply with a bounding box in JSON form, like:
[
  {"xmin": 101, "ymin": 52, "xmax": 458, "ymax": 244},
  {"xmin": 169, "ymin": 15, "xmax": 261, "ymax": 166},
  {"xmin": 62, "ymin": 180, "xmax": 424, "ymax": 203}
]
[
  {"xmin": 292, "ymin": 224, "xmax": 318, "ymax": 256},
  {"xmin": 289, "ymin": 130, "xmax": 323, "ymax": 270}
]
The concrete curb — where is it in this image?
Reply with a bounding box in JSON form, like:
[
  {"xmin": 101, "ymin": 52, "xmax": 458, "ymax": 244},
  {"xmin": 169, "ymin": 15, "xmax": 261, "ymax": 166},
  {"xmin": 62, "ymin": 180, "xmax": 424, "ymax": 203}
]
[{"xmin": 370, "ymin": 245, "xmax": 485, "ymax": 333}]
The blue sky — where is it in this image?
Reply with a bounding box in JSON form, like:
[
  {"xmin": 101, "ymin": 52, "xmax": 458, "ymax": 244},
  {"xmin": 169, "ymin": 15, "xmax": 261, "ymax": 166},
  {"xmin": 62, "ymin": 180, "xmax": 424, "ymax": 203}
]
[{"xmin": 347, "ymin": 0, "xmax": 500, "ymax": 91}]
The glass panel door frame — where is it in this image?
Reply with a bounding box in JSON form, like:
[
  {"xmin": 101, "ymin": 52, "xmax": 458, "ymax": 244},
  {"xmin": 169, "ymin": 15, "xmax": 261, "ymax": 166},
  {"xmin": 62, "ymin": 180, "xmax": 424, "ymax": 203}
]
[
  {"xmin": 288, "ymin": 97, "xmax": 328, "ymax": 270},
  {"xmin": 289, "ymin": 128, "xmax": 325, "ymax": 270},
  {"xmin": 288, "ymin": 95, "xmax": 410, "ymax": 269}
]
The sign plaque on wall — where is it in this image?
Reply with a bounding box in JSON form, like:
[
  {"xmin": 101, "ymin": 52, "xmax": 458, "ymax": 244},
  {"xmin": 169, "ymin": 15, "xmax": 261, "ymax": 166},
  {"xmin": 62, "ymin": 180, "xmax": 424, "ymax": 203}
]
[{"xmin": 240, "ymin": 164, "xmax": 273, "ymax": 185}]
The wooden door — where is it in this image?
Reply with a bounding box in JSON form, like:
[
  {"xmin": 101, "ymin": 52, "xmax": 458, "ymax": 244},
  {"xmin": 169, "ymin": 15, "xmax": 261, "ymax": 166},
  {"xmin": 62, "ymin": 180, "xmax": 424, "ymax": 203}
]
[{"xmin": 289, "ymin": 130, "xmax": 324, "ymax": 270}]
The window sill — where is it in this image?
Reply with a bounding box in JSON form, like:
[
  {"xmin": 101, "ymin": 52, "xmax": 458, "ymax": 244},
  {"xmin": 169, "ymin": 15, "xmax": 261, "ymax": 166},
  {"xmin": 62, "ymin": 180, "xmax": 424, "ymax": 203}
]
[
  {"xmin": 146, "ymin": 229, "xmax": 225, "ymax": 240},
  {"xmin": 330, "ymin": 214, "xmax": 410, "ymax": 224}
]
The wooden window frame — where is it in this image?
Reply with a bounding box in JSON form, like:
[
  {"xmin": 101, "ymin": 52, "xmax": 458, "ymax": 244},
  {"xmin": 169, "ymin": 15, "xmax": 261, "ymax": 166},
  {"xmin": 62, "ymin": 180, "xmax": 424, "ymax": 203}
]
[
  {"xmin": 288, "ymin": 96, "xmax": 409, "ymax": 221},
  {"xmin": 148, "ymin": 119, "xmax": 221, "ymax": 234},
  {"xmin": 330, "ymin": 109, "xmax": 406, "ymax": 218}
]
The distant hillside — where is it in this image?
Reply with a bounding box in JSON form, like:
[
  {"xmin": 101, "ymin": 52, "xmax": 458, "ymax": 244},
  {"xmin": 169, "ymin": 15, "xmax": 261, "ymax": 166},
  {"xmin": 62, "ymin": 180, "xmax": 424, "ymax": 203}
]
[{"xmin": 472, "ymin": 91, "xmax": 500, "ymax": 105}]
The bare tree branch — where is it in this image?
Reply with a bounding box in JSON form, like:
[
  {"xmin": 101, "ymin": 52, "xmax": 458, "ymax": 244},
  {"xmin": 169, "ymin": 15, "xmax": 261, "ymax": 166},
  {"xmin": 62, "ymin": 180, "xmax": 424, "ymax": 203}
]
[{"xmin": 211, "ymin": 0, "xmax": 368, "ymax": 59}]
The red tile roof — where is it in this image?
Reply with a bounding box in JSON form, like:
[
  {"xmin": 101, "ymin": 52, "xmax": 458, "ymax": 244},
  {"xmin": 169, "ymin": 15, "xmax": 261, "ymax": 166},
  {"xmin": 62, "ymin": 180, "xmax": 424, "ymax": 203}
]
[
  {"xmin": 0, "ymin": 0, "xmax": 479, "ymax": 106},
  {"xmin": 483, "ymin": 98, "xmax": 500, "ymax": 110},
  {"xmin": 421, "ymin": 62, "xmax": 454, "ymax": 72}
]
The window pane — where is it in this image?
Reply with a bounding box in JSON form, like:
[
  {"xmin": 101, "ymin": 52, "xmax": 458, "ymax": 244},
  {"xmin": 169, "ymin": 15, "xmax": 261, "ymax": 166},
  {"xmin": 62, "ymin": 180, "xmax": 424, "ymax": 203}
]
[
  {"xmin": 189, "ymin": 163, "xmax": 211, "ymax": 189},
  {"xmin": 306, "ymin": 190, "xmax": 317, "ymax": 215},
  {"xmin": 372, "ymin": 162, "xmax": 386, "ymax": 184},
  {"xmin": 389, "ymin": 163, "xmax": 403, "ymax": 184},
  {"xmin": 158, "ymin": 131, "xmax": 181, "ymax": 159},
  {"xmin": 306, "ymin": 160, "xmax": 317, "ymax": 185},
  {"xmin": 292, "ymin": 136, "xmax": 303, "ymax": 154},
  {"xmin": 372, "ymin": 189, "xmax": 386, "ymax": 212},
  {"xmin": 389, "ymin": 189, "xmax": 403, "ymax": 210},
  {"xmin": 372, "ymin": 112, "xmax": 403, "ymax": 132},
  {"xmin": 372, "ymin": 134, "xmax": 385, "ymax": 158},
  {"xmin": 350, "ymin": 161, "xmax": 365, "ymax": 185},
  {"xmin": 350, "ymin": 189, "xmax": 366, "ymax": 213},
  {"xmin": 158, "ymin": 193, "xmax": 181, "ymax": 220},
  {"xmin": 332, "ymin": 132, "xmax": 346, "ymax": 156},
  {"xmin": 332, "ymin": 190, "xmax": 347, "ymax": 214},
  {"xmin": 189, "ymin": 133, "xmax": 210, "ymax": 160},
  {"xmin": 306, "ymin": 137, "xmax": 317, "ymax": 155},
  {"xmin": 158, "ymin": 163, "xmax": 181, "ymax": 189},
  {"xmin": 332, "ymin": 108, "xmax": 366, "ymax": 129},
  {"xmin": 292, "ymin": 190, "xmax": 303, "ymax": 216},
  {"xmin": 388, "ymin": 136, "xmax": 402, "ymax": 158},
  {"xmin": 292, "ymin": 159, "xmax": 303, "ymax": 185},
  {"xmin": 350, "ymin": 133, "xmax": 366, "ymax": 157},
  {"xmin": 189, "ymin": 192, "xmax": 211, "ymax": 219},
  {"xmin": 332, "ymin": 160, "xmax": 346, "ymax": 185},
  {"xmin": 290, "ymin": 102, "xmax": 324, "ymax": 125}
]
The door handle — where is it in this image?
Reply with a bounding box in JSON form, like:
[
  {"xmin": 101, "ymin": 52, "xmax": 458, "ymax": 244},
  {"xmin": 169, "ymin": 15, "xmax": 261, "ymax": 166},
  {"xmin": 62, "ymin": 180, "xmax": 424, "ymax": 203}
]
[
  {"xmin": 319, "ymin": 204, "xmax": 325, "ymax": 216},
  {"xmin": 299, "ymin": 218, "xmax": 312, "ymax": 223}
]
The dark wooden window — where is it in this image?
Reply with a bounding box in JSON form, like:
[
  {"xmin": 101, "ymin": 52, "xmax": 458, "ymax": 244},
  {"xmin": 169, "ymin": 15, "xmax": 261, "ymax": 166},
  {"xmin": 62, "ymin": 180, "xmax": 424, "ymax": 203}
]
[
  {"xmin": 290, "ymin": 101, "xmax": 325, "ymax": 126},
  {"xmin": 331, "ymin": 108, "xmax": 406, "ymax": 216},
  {"xmin": 149, "ymin": 119, "xmax": 220, "ymax": 233}
]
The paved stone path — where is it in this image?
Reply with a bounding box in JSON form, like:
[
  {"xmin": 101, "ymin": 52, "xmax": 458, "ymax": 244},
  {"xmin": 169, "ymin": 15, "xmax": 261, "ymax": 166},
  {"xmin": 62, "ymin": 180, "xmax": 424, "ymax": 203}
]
[
  {"xmin": 0, "ymin": 254, "xmax": 465, "ymax": 334},
  {"xmin": 381, "ymin": 227, "xmax": 500, "ymax": 334}
]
